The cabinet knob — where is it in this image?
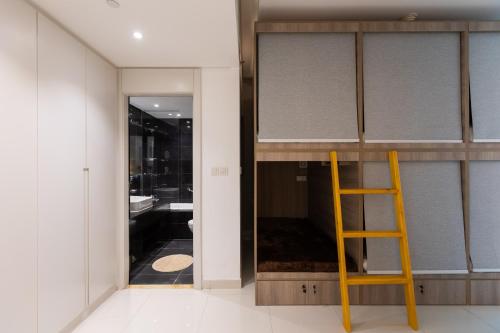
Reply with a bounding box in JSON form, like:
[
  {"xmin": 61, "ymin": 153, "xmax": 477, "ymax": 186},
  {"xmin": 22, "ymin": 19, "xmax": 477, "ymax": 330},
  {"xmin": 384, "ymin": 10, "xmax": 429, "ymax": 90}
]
[
  {"xmin": 313, "ymin": 284, "xmax": 317, "ymax": 294},
  {"xmin": 302, "ymin": 284, "xmax": 307, "ymax": 293},
  {"xmin": 419, "ymin": 285, "xmax": 424, "ymax": 294}
]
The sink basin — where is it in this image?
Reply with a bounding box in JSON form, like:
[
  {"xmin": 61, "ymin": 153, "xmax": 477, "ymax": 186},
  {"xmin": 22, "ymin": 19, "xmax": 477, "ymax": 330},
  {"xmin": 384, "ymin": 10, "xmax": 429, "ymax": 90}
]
[
  {"xmin": 169, "ymin": 203, "xmax": 193, "ymax": 211},
  {"xmin": 130, "ymin": 196, "xmax": 153, "ymax": 213}
]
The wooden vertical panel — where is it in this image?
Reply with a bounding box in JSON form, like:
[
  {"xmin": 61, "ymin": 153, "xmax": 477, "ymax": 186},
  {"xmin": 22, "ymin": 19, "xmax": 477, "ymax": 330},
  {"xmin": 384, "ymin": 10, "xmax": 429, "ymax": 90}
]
[
  {"xmin": 253, "ymin": 25, "xmax": 258, "ymax": 303},
  {"xmin": 356, "ymin": 32, "xmax": 365, "ymax": 286},
  {"xmin": 460, "ymin": 29, "xmax": 472, "ymax": 304},
  {"xmin": 258, "ymin": 162, "xmax": 308, "ymax": 218}
]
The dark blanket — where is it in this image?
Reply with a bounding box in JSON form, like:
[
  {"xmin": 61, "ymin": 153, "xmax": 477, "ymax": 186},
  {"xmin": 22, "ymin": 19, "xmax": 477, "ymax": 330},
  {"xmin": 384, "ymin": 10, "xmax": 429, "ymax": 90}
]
[{"xmin": 257, "ymin": 218, "xmax": 357, "ymax": 272}]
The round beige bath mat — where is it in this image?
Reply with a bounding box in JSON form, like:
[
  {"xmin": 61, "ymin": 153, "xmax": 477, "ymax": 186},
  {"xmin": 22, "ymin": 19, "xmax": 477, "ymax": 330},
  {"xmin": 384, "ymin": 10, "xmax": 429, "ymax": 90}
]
[{"xmin": 152, "ymin": 254, "xmax": 193, "ymax": 273}]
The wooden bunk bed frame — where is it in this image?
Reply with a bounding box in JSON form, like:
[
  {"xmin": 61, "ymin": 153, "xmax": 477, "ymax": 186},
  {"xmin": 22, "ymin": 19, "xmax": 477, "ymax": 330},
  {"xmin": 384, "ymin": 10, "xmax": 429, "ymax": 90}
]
[{"xmin": 253, "ymin": 20, "xmax": 500, "ymax": 306}]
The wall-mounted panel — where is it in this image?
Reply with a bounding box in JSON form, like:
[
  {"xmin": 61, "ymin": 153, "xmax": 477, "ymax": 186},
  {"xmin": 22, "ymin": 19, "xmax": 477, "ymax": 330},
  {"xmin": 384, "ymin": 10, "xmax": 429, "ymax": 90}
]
[
  {"xmin": 258, "ymin": 33, "xmax": 358, "ymax": 142},
  {"xmin": 470, "ymin": 161, "xmax": 500, "ymax": 272},
  {"xmin": 37, "ymin": 14, "xmax": 87, "ymax": 333},
  {"xmin": 470, "ymin": 33, "xmax": 500, "ymax": 142},
  {"xmin": 363, "ymin": 162, "xmax": 467, "ymax": 273},
  {"xmin": 0, "ymin": 1, "xmax": 37, "ymax": 332},
  {"xmin": 364, "ymin": 33, "xmax": 462, "ymax": 142}
]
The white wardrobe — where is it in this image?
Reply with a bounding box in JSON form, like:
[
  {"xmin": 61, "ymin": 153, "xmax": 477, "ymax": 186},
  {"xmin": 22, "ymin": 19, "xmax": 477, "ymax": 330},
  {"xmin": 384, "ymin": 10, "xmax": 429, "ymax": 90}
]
[{"xmin": 0, "ymin": 1, "xmax": 118, "ymax": 332}]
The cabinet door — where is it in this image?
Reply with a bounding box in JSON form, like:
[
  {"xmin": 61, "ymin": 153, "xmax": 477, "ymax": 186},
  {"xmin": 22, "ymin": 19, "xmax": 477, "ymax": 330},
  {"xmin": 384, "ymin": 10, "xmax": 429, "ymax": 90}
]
[
  {"xmin": 37, "ymin": 14, "xmax": 87, "ymax": 333},
  {"xmin": 414, "ymin": 280, "xmax": 466, "ymax": 305},
  {"xmin": 307, "ymin": 281, "xmax": 359, "ymax": 305},
  {"xmin": 0, "ymin": 1, "xmax": 37, "ymax": 332},
  {"xmin": 471, "ymin": 280, "xmax": 500, "ymax": 305},
  {"xmin": 256, "ymin": 281, "xmax": 308, "ymax": 305},
  {"xmin": 86, "ymin": 50, "xmax": 118, "ymax": 304},
  {"xmin": 360, "ymin": 280, "xmax": 466, "ymax": 305}
]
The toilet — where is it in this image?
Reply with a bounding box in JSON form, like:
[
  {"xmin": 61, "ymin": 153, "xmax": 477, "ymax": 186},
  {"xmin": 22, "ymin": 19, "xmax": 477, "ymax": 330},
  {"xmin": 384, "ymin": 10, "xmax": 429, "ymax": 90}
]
[{"xmin": 188, "ymin": 219, "xmax": 193, "ymax": 232}]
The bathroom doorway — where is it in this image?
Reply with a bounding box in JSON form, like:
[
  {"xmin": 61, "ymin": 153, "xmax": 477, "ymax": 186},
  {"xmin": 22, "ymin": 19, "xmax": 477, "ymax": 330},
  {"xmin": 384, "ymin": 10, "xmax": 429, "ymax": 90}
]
[{"xmin": 128, "ymin": 96, "xmax": 194, "ymax": 286}]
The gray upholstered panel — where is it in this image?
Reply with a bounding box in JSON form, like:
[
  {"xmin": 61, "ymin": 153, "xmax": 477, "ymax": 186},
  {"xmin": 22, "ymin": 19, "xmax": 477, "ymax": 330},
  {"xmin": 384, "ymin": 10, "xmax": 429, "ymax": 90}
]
[
  {"xmin": 470, "ymin": 33, "xmax": 500, "ymax": 142},
  {"xmin": 363, "ymin": 162, "xmax": 467, "ymax": 273},
  {"xmin": 363, "ymin": 33, "xmax": 462, "ymax": 142},
  {"xmin": 470, "ymin": 162, "xmax": 500, "ymax": 271},
  {"xmin": 258, "ymin": 33, "xmax": 358, "ymax": 142}
]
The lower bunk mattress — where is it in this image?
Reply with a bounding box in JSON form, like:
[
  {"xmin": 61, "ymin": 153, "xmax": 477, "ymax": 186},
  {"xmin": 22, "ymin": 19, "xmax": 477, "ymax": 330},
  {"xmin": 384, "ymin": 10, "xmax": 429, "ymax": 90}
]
[{"xmin": 257, "ymin": 217, "xmax": 357, "ymax": 272}]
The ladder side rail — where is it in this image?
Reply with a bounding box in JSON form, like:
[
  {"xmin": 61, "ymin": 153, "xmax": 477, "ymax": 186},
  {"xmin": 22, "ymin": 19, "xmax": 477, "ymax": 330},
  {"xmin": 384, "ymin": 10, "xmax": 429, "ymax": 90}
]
[{"xmin": 330, "ymin": 151, "xmax": 352, "ymax": 332}]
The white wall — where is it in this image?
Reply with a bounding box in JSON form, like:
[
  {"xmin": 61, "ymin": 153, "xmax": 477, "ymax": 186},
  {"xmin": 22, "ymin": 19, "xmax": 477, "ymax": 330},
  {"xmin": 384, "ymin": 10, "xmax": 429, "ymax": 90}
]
[
  {"xmin": 0, "ymin": 1, "xmax": 37, "ymax": 332},
  {"xmin": 201, "ymin": 68, "xmax": 241, "ymax": 286}
]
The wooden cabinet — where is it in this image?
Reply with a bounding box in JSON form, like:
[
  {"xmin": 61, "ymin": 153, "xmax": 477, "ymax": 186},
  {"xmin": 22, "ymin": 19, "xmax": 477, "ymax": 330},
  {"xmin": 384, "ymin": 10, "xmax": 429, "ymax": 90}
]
[
  {"xmin": 471, "ymin": 280, "xmax": 500, "ymax": 305},
  {"xmin": 360, "ymin": 280, "xmax": 466, "ymax": 305},
  {"xmin": 257, "ymin": 281, "xmax": 308, "ymax": 305},
  {"xmin": 256, "ymin": 280, "xmax": 359, "ymax": 305},
  {"xmin": 414, "ymin": 280, "xmax": 466, "ymax": 305}
]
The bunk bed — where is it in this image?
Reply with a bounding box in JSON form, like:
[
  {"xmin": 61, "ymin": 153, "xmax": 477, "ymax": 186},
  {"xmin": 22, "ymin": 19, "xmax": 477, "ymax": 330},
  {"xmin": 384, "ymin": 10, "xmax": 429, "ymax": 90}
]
[{"xmin": 254, "ymin": 20, "xmax": 500, "ymax": 306}]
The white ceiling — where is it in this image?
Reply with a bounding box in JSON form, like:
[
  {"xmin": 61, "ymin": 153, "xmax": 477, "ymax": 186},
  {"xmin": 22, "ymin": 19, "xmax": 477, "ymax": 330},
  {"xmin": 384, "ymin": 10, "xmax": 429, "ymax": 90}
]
[
  {"xmin": 29, "ymin": 0, "xmax": 239, "ymax": 68},
  {"xmin": 259, "ymin": 0, "xmax": 500, "ymax": 20},
  {"xmin": 130, "ymin": 96, "xmax": 193, "ymax": 119}
]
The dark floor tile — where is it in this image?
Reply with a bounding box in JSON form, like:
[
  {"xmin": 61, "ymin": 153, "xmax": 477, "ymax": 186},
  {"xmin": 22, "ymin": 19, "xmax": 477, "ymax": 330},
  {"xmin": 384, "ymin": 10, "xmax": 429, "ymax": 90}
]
[
  {"xmin": 165, "ymin": 239, "xmax": 193, "ymax": 249},
  {"xmin": 176, "ymin": 274, "xmax": 193, "ymax": 284},
  {"xmin": 156, "ymin": 248, "xmax": 193, "ymax": 258},
  {"xmin": 181, "ymin": 265, "xmax": 193, "ymax": 275},
  {"xmin": 130, "ymin": 273, "xmax": 179, "ymax": 285}
]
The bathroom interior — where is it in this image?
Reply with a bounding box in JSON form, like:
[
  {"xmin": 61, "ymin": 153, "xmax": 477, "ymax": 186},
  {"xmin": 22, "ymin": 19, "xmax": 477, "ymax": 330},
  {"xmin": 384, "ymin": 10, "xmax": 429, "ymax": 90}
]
[{"xmin": 128, "ymin": 96, "xmax": 194, "ymax": 285}]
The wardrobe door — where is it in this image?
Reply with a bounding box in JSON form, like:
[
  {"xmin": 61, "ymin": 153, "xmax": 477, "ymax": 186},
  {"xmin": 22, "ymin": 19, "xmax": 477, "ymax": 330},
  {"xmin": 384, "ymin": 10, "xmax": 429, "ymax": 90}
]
[
  {"xmin": 86, "ymin": 50, "xmax": 118, "ymax": 304},
  {"xmin": 37, "ymin": 14, "xmax": 87, "ymax": 333},
  {"xmin": 0, "ymin": 1, "xmax": 37, "ymax": 332}
]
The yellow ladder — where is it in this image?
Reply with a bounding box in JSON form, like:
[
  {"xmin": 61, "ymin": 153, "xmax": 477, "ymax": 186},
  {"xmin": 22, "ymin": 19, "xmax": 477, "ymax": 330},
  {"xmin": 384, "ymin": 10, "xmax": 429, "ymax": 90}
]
[{"xmin": 329, "ymin": 151, "xmax": 418, "ymax": 332}]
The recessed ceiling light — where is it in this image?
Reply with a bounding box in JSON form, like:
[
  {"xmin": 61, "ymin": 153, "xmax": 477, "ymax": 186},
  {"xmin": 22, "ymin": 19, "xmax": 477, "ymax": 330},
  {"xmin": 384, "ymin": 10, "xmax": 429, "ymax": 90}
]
[
  {"xmin": 154, "ymin": 104, "xmax": 159, "ymax": 108},
  {"xmin": 176, "ymin": 113, "xmax": 181, "ymax": 117},
  {"xmin": 106, "ymin": 0, "xmax": 120, "ymax": 8},
  {"xmin": 133, "ymin": 31, "xmax": 143, "ymax": 40},
  {"xmin": 168, "ymin": 113, "xmax": 173, "ymax": 116}
]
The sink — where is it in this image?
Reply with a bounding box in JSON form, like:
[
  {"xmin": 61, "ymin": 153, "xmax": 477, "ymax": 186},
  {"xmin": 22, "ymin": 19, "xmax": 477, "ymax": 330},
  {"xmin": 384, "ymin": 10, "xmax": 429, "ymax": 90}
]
[
  {"xmin": 130, "ymin": 196, "xmax": 153, "ymax": 213},
  {"xmin": 168, "ymin": 203, "xmax": 193, "ymax": 211}
]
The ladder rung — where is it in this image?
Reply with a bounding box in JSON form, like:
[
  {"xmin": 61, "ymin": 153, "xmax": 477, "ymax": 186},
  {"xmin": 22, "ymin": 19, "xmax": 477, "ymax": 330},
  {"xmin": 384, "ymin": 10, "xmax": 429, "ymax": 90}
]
[
  {"xmin": 346, "ymin": 275, "xmax": 408, "ymax": 286},
  {"xmin": 339, "ymin": 188, "xmax": 398, "ymax": 195},
  {"xmin": 343, "ymin": 231, "xmax": 402, "ymax": 238}
]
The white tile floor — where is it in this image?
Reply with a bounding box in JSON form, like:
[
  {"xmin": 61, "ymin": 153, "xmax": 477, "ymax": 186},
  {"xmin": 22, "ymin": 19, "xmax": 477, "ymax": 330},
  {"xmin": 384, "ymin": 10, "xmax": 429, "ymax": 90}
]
[{"xmin": 73, "ymin": 283, "xmax": 500, "ymax": 333}]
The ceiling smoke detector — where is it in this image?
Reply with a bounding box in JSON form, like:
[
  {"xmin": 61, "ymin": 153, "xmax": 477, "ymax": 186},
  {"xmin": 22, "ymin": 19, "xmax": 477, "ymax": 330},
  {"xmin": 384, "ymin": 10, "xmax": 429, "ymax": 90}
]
[
  {"xmin": 401, "ymin": 12, "xmax": 418, "ymax": 21},
  {"xmin": 106, "ymin": 0, "xmax": 120, "ymax": 8}
]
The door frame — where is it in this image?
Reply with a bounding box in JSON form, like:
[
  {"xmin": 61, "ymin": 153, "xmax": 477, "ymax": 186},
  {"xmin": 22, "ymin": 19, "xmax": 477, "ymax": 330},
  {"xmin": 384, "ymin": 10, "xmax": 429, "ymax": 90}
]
[{"xmin": 117, "ymin": 69, "xmax": 202, "ymax": 289}]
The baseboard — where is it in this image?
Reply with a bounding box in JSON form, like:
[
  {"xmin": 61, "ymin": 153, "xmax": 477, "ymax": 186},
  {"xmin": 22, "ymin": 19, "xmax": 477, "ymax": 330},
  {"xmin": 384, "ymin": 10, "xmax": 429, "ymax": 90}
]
[
  {"xmin": 61, "ymin": 285, "xmax": 117, "ymax": 333},
  {"xmin": 202, "ymin": 279, "xmax": 242, "ymax": 289}
]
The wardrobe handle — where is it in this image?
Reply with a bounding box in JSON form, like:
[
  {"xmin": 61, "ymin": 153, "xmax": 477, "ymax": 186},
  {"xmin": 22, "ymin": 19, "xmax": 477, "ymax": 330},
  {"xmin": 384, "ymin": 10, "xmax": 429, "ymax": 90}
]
[{"xmin": 302, "ymin": 284, "xmax": 307, "ymax": 294}]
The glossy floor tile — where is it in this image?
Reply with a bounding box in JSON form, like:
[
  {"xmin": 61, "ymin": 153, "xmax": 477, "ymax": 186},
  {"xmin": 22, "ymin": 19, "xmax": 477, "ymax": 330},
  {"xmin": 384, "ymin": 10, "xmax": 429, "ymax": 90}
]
[{"xmin": 74, "ymin": 284, "xmax": 500, "ymax": 333}]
